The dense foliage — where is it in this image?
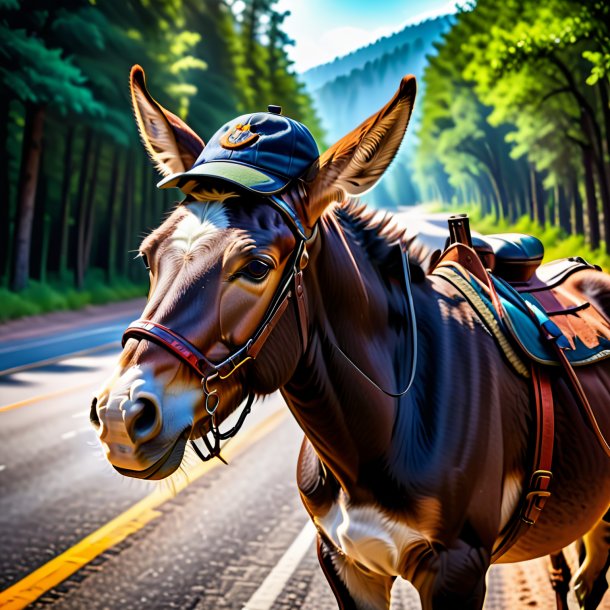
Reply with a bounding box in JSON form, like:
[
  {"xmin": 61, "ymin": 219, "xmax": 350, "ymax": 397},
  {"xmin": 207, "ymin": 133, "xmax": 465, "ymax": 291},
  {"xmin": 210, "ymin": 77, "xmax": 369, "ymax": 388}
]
[
  {"xmin": 0, "ymin": 0, "xmax": 322, "ymax": 298},
  {"xmin": 416, "ymin": 0, "xmax": 610, "ymax": 252}
]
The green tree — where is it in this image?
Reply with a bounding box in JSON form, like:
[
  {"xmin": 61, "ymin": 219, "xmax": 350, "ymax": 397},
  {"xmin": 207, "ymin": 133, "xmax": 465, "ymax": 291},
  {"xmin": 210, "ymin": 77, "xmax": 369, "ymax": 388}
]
[
  {"xmin": 416, "ymin": 0, "xmax": 610, "ymax": 251},
  {"xmin": 0, "ymin": 0, "xmax": 104, "ymax": 290},
  {"xmin": 1, "ymin": 0, "xmax": 323, "ymax": 310},
  {"xmin": 463, "ymin": 0, "xmax": 609, "ymax": 249},
  {"xmin": 416, "ymin": 7, "xmax": 521, "ymax": 222}
]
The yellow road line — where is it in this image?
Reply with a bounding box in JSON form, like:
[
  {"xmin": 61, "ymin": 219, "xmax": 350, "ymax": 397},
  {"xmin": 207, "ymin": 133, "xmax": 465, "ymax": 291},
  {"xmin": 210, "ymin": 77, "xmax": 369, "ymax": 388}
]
[
  {"xmin": 0, "ymin": 409, "xmax": 287, "ymax": 610},
  {"xmin": 0, "ymin": 382, "xmax": 95, "ymax": 413}
]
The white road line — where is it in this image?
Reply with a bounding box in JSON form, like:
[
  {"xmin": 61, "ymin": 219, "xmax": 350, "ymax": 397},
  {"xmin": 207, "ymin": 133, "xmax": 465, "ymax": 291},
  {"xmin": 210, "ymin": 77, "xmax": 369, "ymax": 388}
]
[
  {"xmin": 61, "ymin": 426, "xmax": 91, "ymax": 441},
  {"xmin": 243, "ymin": 521, "xmax": 317, "ymax": 610}
]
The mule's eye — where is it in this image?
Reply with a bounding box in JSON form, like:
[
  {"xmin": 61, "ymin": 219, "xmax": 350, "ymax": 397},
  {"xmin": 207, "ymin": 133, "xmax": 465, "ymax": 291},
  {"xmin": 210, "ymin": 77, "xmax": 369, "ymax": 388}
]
[{"xmin": 241, "ymin": 259, "xmax": 271, "ymax": 282}]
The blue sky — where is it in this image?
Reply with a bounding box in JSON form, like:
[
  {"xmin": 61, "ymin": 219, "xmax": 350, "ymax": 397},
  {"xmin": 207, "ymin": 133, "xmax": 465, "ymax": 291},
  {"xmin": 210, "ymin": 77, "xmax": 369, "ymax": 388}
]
[{"xmin": 274, "ymin": 0, "xmax": 460, "ymax": 72}]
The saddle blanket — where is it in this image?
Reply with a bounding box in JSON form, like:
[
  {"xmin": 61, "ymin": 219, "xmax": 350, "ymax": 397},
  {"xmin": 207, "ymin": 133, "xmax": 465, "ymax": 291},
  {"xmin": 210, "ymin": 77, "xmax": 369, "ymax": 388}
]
[{"xmin": 433, "ymin": 258, "xmax": 610, "ymax": 371}]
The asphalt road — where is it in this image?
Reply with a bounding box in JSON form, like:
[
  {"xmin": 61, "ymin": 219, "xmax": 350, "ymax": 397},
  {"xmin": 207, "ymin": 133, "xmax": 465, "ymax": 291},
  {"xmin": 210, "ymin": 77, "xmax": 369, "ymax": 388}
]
[
  {"xmin": 0, "ymin": 332, "xmax": 590, "ymax": 610},
  {"xmin": 0, "ymin": 313, "xmax": 141, "ymax": 374},
  {"xmin": 1, "ymin": 215, "xmax": 609, "ymax": 610}
]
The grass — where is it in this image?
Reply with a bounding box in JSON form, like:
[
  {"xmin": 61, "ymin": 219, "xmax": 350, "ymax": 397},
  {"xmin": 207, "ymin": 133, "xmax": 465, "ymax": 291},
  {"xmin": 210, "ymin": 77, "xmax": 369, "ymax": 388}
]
[
  {"xmin": 0, "ymin": 270, "xmax": 147, "ymax": 323},
  {"xmin": 425, "ymin": 203, "xmax": 610, "ymax": 271}
]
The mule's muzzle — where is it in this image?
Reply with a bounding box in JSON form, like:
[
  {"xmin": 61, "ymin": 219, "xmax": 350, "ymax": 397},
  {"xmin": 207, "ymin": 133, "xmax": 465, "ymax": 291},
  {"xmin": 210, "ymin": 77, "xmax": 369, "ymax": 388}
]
[{"xmin": 91, "ymin": 363, "xmax": 197, "ymax": 478}]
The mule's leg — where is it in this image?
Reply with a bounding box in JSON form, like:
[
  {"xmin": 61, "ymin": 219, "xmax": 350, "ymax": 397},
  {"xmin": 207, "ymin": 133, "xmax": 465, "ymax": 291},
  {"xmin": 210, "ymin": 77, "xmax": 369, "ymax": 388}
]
[
  {"xmin": 317, "ymin": 535, "xmax": 394, "ymax": 610},
  {"xmin": 549, "ymin": 550, "xmax": 571, "ymax": 610},
  {"xmin": 413, "ymin": 541, "xmax": 489, "ymax": 610},
  {"xmin": 573, "ymin": 512, "xmax": 610, "ymax": 610}
]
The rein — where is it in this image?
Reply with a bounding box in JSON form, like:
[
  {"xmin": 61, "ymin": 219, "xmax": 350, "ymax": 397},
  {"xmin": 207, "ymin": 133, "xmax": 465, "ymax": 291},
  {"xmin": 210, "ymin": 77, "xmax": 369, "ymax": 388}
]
[{"xmin": 327, "ymin": 241, "xmax": 418, "ymax": 397}]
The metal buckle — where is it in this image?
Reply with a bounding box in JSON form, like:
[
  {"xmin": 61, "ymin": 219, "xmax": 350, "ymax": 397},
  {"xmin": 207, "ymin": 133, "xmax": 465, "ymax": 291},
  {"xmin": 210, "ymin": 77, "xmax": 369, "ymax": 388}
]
[
  {"xmin": 202, "ymin": 372, "xmax": 220, "ymax": 415},
  {"xmin": 218, "ymin": 342, "xmax": 253, "ymax": 380},
  {"xmin": 521, "ymin": 469, "xmax": 553, "ymax": 525},
  {"xmin": 528, "ymin": 469, "xmax": 553, "ymax": 495}
]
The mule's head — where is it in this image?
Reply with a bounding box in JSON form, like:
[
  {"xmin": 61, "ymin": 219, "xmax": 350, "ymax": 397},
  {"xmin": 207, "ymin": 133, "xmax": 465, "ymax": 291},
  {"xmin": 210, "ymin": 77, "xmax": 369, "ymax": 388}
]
[{"xmin": 91, "ymin": 65, "xmax": 416, "ymax": 480}]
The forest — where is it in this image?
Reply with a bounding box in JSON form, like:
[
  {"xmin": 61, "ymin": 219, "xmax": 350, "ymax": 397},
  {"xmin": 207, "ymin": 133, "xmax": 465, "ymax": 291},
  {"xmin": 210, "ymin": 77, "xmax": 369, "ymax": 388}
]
[
  {"xmin": 0, "ymin": 0, "xmax": 321, "ymax": 318},
  {"xmin": 2, "ymin": 0, "xmax": 610, "ymax": 320},
  {"xmin": 415, "ymin": 0, "xmax": 610, "ymax": 253}
]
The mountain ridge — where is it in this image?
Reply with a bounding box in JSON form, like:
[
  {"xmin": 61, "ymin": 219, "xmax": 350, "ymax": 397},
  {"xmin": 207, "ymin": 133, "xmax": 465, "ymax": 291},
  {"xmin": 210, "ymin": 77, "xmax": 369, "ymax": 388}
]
[
  {"xmin": 299, "ymin": 14, "xmax": 454, "ymax": 207},
  {"xmin": 302, "ymin": 15, "xmax": 453, "ymax": 92}
]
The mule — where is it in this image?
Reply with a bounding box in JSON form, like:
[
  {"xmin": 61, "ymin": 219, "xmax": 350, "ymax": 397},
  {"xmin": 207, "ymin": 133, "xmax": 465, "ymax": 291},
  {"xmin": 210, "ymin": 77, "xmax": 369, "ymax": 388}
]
[{"xmin": 91, "ymin": 65, "xmax": 610, "ymax": 609}]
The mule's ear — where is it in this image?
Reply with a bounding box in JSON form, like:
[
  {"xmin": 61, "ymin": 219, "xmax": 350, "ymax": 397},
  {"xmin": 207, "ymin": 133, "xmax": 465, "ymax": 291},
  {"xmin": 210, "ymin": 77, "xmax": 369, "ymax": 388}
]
[
  {"xmin": 130, "ymin": 65, "xmax": 205, "ymax": 177},
  {"xmin": 305, "ymin": 75, "xmax": 416, "ymax": 226}
]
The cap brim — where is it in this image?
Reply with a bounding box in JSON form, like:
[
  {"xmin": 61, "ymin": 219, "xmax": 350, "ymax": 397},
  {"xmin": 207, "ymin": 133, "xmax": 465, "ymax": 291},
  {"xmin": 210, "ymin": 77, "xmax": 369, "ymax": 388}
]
[{"xmin": 157, "ymin": 161, "xmax": 288, "ymax": 195}]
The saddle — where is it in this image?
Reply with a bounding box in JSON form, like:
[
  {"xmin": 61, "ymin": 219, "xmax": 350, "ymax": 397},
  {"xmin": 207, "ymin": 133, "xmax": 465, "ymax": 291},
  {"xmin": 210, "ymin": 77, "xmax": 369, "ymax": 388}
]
[
  {"xmin": 429, "ymin": 214, "xmax": 610, "ymax": 563},
  {"xmin": 444, "ymin": 243, "xmax": 610, "ymax": 369}
]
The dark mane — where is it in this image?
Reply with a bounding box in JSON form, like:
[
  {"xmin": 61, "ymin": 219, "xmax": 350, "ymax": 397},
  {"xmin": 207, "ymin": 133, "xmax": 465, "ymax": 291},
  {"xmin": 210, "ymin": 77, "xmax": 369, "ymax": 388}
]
[{"xmin": 334, "ymin": 199, "xmax": 430, "ymax": 272}]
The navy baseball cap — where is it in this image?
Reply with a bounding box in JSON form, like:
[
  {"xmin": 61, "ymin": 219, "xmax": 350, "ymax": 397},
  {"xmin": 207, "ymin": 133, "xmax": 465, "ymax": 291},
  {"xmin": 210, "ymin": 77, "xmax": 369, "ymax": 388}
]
[{"xmin": 157, "ymin": 106, "xmax": 319, "ymax": 195}]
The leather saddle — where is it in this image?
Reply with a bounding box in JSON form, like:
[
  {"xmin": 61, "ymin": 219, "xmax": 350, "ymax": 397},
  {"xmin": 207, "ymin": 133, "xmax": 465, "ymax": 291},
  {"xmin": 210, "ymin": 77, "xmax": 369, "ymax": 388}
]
[{"xmin": 434, "ymin": 221, "xmax": 610, "ymax": 370}]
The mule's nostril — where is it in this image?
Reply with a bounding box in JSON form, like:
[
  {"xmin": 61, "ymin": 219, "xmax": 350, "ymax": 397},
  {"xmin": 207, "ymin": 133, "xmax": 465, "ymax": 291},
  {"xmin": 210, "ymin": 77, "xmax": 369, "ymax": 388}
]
[
  {"xmin": 133, "ymin": 398, "xmax": 157, "ymax": 436},
  {"xmin": 124, "ymin": 396, "xmax": 162, "ymax": 444},
  {"xmin": 90, "ymin": 397, "xmax": 100, "ymax": 429}
]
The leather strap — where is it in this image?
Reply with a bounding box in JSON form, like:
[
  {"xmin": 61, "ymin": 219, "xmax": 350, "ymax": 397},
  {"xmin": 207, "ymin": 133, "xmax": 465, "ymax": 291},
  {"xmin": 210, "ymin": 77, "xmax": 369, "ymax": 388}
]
[
  {"xmin": 326, "ymin": 243, "xmax": 418, "ymax": 398},
  {"xmin": 523, "ymin": 366, "xmax": 554, "ymax": 525},
  {"xmin": 492, "ymin": 365, "xmax": 554, "ymax": 561},
  {"xmin": 124, "ymin": 280, "xmax": 302, "ymax": 381},
  {"xmin": 123, "ymin": 238, "xmax": 310, "ymax": 384},
  {"xmin": 553, "ymin": 344, "xmax": 610, "ymax": 457},
  {"xmin": 122, "ymin": 320, "xmax": 210, "ymax": 378},
  {"xmin": 246, "ymin": 294, "xmax": 292, "ymax": 360},
  {"xmin": 533, "ymin": 304, "xmax": 610, "ymax": 457},
  {"xmin": 294, "ymin": 271, "xmax": 309, "ymax": 354}
]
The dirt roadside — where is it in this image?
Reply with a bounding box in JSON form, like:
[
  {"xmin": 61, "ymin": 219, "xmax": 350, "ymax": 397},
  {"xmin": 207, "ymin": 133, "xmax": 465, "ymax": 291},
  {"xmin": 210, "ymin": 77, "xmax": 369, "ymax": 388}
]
[{"xmin": 0, "ymin": 298, "xmax": 147, "ymax": 344}]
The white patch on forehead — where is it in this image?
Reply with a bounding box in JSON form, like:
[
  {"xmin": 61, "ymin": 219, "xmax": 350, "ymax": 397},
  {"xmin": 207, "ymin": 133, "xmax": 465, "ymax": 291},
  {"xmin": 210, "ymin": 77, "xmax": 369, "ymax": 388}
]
[{"xmin": 171, "ymin": 202, "xmax": 229, "ymax": 254}]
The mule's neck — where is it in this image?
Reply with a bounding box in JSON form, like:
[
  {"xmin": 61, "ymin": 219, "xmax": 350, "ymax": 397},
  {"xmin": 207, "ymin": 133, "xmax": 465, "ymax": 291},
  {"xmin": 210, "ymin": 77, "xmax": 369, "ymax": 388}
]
[
  {"xmin": 280, "ymin": 207, "xmax": 529, "ymax": 513},
  {"xmin": 282, "ymin": 207, "xmax": 410, "ymax": 497}
]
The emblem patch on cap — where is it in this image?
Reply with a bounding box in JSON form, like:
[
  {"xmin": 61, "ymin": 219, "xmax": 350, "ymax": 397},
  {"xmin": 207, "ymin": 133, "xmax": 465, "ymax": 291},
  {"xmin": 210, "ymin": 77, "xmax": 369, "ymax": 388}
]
[{"xmin": 220, "ymin": 123, "xmax": 259, "ymax": 150}]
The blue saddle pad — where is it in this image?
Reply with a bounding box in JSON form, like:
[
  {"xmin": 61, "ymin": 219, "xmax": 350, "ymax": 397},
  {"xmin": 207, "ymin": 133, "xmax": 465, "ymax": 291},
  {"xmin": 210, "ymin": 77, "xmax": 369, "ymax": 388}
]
[{"xmin": 463, "ymin": 269, "xmax": 610, "ymax": 367}]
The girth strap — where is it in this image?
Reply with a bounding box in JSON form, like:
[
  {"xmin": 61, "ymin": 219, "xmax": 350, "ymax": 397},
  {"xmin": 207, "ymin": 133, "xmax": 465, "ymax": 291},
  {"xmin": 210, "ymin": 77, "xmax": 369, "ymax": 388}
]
[{"xmin": 492, "ymin": 365, "xmax": 554, "ymax": 561}]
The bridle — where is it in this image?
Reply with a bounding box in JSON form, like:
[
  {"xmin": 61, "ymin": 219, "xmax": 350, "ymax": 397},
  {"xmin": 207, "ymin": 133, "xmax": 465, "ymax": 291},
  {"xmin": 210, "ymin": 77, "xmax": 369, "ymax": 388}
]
[
  {"xmin": 122, "ymin": 194, "xmax": 311, "ymax": 463},
  {"xmin": 121, "ymin": 191, "xmax": 418, "ymax": 463}
]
